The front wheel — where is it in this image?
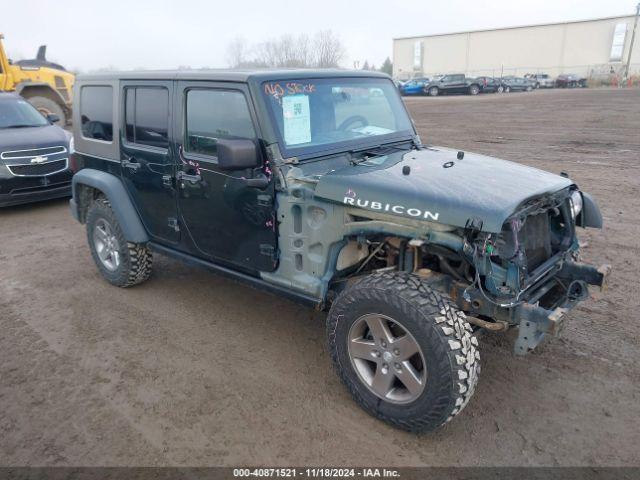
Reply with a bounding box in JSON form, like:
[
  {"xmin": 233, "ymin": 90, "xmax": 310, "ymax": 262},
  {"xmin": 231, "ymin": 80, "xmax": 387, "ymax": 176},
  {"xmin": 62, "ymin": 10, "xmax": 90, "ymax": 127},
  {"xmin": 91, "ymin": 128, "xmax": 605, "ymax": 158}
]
[
  {"xmin": 497, "ymin": 85, "xmax": 504, "ymax": 93},
  {"xmin": 326, "ymin": 272, "xmax": 480, "ymax": 432},
  {"xmin": 504, "ymin": 86, "xmax": 511, "ymax": 93},
  {"xmin": 469, "ymin": 85, "xmax": 480, "ymax": 95},
  {"xmin": 428, "ymin": 86, "xmax": 439, "ymax": 97},
  {"xmin": 86, "ymin": 197, "xmax": 153, "ymax": 287}
]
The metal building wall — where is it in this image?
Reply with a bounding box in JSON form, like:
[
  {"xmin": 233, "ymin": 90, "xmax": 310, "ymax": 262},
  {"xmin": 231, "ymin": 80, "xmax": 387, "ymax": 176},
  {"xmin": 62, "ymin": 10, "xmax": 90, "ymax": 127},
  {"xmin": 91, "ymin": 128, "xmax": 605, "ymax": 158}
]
[{"xmin": 393, "ymin": 15, "xmax": 639, "ymax": 80}]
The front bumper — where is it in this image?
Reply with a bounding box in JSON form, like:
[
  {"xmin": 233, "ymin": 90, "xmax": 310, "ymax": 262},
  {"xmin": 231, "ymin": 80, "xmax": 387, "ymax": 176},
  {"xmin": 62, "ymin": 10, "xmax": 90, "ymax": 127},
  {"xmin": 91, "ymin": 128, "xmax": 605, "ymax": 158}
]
[
  {"xmin": 449, "ymin": 260, "xmax": 611, "ymax": 355},
  {"xmin": 0, "ymin": 182, "xmax": 71, "ymax": 207},
  {"xmin": 512, "ymin": 262, "xmax": 610, "ymax": 354}
]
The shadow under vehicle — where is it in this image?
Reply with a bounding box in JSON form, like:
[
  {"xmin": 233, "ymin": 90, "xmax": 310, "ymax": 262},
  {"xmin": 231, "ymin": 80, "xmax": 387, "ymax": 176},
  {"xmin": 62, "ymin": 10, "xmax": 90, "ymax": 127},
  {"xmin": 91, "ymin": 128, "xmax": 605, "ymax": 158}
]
[{"xmin": 69, "ymin": 70, "xmax": 609, "ymax": 433}]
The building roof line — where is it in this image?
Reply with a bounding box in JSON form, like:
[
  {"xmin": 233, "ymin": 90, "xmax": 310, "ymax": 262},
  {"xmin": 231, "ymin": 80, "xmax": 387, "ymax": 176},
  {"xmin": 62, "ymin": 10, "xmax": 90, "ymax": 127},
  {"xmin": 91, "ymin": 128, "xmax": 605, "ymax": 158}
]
[{"xmin": 393, "ymin": 13, "xmax": 635, "ymax": 41}]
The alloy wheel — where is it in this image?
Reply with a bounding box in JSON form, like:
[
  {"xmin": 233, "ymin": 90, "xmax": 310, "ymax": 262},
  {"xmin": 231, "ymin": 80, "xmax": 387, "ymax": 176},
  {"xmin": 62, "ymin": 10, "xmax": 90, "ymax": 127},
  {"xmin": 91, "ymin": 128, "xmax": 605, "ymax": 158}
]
[
  {"xmin": 93, "ymin": 218, "xmax": 121, "ymax": 271},
  {"xmin": 348, "ymin": 313, "xmax": 427, "ymax": 404}
]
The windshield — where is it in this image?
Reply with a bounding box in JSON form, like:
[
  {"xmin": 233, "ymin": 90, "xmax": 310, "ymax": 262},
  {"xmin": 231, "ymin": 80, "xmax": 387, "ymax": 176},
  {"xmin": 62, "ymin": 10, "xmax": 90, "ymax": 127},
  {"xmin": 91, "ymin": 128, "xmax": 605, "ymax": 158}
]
[
  {"xmin": 261, "ymin": 77, "xmax": 414, "ymax": 158},
  {"xmin": 0, "ymin": 98, "xmax": 49, "ymax": 129}
]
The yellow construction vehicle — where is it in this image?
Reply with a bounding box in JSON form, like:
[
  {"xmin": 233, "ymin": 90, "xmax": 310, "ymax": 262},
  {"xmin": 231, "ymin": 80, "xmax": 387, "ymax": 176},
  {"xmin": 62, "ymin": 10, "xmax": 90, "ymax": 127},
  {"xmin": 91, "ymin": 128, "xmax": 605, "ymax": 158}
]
[{"xmin": 0, "ymin": 33, "xmax": 74, "ymax": 125}]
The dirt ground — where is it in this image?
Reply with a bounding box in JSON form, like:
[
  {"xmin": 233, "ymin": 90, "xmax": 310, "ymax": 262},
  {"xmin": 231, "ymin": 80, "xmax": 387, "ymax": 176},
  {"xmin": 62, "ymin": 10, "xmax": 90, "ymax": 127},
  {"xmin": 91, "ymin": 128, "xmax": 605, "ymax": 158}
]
[{"xmin": 1, "ymin": 88, "xmax": 639, "ymax": 467}]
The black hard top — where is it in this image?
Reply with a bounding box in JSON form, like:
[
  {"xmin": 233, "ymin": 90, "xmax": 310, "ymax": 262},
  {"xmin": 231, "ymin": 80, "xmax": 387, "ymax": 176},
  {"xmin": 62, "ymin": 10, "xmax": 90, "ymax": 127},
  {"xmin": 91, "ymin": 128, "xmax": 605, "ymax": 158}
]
[{"xmin": 77, "ymin": 69, "xmax": 390, "ymax": 83}]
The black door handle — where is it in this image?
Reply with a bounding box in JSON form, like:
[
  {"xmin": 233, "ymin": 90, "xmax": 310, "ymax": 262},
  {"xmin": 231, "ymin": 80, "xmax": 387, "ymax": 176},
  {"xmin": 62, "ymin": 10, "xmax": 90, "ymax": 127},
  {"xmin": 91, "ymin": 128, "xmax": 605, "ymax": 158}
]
[
  {"xmin": 177, "ymin": 171, "xmax": 202, "ymax": 183},
  {"xmin": 243, "ymin": 173, "xmax": 269, "ymax": 189},
  {"xmin": 122, "ymin": 156, "xmax": 140, "ymax": 170}
]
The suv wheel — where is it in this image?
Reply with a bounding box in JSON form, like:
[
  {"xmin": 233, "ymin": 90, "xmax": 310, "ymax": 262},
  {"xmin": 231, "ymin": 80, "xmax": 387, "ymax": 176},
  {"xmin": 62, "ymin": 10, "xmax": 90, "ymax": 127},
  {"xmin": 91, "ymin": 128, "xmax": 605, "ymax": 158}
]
[
  {"xmin": 497, "ymin": 85, "xmax": 504, "ymax": 93},
  {"xmin": 469, "ymin": 85, "xmax": 480, "ymax": 95},
  {"xmin": 326, "ymin": 272, "xmax": 479, "ymax": 432},
  {"xmin": 86, "ymin": 197, "xmax": 153, "ymax": 287},
  {"xmin": 428, "ymin": 86, "xmax": 439, "ymax": 97},
  {"xmin": 504, "ymin": 86, "xmax": 511, "ymax": 93}
]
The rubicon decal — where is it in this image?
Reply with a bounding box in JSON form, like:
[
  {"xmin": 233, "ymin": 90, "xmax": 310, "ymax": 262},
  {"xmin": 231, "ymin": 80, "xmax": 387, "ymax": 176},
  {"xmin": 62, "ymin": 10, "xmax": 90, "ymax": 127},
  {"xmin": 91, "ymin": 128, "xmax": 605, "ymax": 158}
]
[{"xmin": 343, "ymin": 191, "xmax": 440, "ymax": 221}]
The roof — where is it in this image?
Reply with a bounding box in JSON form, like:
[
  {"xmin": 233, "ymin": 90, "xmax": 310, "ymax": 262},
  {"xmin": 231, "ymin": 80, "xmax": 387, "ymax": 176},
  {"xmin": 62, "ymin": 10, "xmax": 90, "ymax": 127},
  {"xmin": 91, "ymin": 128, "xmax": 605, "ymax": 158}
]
[
  {"xmin": 393, "ymin": 13, "xmax": 635, "ymax": 41},
  {"xmin": 77, "ymin": 68, "xmax": 390, "ymax": 82},
  {"xmin": 0, "ymin": 92, "xmax": 20, "ymax": 100}
]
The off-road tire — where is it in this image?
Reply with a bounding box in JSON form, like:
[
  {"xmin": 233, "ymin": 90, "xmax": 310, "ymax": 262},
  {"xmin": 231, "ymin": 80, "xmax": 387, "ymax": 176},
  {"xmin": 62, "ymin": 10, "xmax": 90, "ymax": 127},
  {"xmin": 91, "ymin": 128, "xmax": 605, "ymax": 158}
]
[
  {"xmin": 326, "ymin": 272, "xmax": 480, "ymax": 432},
  {"xmin": 428, "ymin": 86, "xmax": 439, "ymax": 97},
  {"xmin": 24, "ymin": 95, "xmax": 66, "ymax": 125},
  {"xmin": 86, "ymin": 197, "xmax": 152, "ymax": 287}
]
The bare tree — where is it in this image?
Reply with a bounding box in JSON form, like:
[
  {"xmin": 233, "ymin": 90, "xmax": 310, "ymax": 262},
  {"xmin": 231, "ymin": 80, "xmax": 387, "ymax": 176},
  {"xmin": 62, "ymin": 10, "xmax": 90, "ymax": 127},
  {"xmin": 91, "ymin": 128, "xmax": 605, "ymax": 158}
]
[
  {"xmin": 227, "ymin": 30, "xmax": 346, "ymax": 69},
  {"xmin": 313, "ymin": 30, "xmax": 345, "ymax": 68},
  {"xmin": 226, "ymin": 37, "xmax": 248, "ymax": 68}
]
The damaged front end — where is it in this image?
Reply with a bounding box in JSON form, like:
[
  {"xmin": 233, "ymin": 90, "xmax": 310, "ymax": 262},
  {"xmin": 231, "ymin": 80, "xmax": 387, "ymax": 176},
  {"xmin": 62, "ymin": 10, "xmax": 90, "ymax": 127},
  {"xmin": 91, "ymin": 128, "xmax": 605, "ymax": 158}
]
[{"xmin": 444, "ymin": 187, "xmax": 610, "ymax": 354}]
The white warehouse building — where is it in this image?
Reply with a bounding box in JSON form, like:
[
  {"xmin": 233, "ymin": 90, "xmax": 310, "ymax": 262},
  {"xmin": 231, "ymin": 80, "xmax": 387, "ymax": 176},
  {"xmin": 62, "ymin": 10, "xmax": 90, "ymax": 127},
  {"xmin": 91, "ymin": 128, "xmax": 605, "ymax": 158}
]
[{"xmin": 393, "ymin": 14, "xmax": 639, "ymax": 80}]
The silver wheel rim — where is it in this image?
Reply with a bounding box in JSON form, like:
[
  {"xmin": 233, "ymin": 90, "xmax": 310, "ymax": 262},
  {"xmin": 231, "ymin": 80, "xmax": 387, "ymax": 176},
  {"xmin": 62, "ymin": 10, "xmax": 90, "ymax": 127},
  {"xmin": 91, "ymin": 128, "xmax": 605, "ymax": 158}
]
[
  {"xmin": 93, "ymin": 218, "xmax": 121, "ymax": 271},
  {"xmin": 348, "ymin": 314, "xmax": 427, "ymax": 404}
]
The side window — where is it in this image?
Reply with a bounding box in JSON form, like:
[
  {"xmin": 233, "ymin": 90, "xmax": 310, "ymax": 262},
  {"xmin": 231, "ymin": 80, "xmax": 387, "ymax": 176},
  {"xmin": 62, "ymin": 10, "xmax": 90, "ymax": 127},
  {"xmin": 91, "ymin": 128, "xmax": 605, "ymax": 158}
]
[
  {"xmin": 124, "ymin": 87, "xmax": 169, "ymax": 149},
  {"xmin": 185, "ymin": 89, "xmax": 256, "ymax": 157},
  {"xmin": 80, "ymin": 86, "xmax": 113, "ymax": 142}
]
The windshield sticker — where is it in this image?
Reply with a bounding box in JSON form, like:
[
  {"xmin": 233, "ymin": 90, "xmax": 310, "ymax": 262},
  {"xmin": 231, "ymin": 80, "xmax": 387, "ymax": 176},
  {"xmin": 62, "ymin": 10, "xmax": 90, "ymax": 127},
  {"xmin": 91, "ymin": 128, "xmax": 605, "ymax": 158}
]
[
  {"xmin": 351, "ymin": 125, "xmax": 394, "ymax": 136},
  {"xmin": 264, "ymin": 82, "xmax": 316, "ymax": 102},
  {"xmin": 282, "ymin": 94, "xmax": 311, "ymax": 145}
]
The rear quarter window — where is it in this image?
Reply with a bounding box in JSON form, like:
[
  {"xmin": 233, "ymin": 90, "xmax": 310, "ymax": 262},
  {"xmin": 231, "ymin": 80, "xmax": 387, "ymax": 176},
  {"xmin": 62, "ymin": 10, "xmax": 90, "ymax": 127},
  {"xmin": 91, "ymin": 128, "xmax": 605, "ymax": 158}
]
[{"xmin": 80, "ymin": 86, "xmax": 114, "ymax": 142}]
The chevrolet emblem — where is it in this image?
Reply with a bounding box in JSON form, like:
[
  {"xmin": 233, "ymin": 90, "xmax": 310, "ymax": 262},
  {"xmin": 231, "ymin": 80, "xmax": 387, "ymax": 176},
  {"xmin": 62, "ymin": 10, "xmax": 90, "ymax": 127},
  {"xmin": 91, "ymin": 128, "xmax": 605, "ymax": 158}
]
[{"xmin": 31, "ymin": 156, "xmax": 47, "ymax": 164}]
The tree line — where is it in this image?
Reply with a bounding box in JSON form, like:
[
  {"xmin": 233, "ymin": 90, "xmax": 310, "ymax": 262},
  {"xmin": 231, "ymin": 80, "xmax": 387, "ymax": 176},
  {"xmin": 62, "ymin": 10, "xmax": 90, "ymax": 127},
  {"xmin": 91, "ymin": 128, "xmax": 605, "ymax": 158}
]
[{"xmin": 227, "ymin": 31, "xmax": 393, "ymax": 75}]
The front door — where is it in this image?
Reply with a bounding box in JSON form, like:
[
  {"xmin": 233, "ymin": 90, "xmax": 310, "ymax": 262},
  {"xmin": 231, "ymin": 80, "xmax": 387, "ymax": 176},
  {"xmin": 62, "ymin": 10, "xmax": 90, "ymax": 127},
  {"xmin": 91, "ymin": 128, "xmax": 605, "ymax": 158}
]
[
  {"xmin": 174, "ymin": 81, "xmax": 277, "ymax": 273},
  {"xmin": 120, "ymin": 81, "xmax": 179, "ymax": 243}
]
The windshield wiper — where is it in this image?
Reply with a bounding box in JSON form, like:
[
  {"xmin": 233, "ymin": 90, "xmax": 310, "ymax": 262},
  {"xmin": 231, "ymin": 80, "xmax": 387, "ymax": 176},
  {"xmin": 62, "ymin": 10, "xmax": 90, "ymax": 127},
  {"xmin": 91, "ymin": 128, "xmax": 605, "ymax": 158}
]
[
  {"xmin": 349, "ymin": 141, "xmax": 414, "ymax": 165},
  {"xmin": 0, "ymin": 124, "xmax": 43, "ymax": 129}
]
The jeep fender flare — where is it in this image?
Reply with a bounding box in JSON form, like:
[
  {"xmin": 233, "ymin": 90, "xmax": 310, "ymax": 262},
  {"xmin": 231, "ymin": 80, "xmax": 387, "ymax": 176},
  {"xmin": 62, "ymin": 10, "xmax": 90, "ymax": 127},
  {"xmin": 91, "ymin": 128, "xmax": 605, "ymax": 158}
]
[{"xmin": 71, "ymin": 169, "xmax": 149, "ymax": 243}]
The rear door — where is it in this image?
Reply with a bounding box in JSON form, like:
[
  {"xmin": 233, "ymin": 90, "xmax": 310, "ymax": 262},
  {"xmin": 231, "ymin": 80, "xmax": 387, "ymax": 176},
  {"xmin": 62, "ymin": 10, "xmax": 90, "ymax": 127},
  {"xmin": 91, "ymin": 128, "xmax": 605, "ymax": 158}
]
[
  {"xmin": 174, "ymin": 81, "xmax": 278, "ymax": 273},
  {"xmin": 120, "ymin": 81, "xmax": 179, "ymax": 243}
]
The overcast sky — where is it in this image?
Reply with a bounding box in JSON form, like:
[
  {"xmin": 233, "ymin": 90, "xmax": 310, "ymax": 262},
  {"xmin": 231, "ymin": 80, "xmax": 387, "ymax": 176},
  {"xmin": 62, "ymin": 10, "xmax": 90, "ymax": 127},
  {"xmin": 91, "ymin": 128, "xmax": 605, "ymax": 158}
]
[{"xmin": 4, "ymin": 0, "xmax": 636, "ymax": 71}]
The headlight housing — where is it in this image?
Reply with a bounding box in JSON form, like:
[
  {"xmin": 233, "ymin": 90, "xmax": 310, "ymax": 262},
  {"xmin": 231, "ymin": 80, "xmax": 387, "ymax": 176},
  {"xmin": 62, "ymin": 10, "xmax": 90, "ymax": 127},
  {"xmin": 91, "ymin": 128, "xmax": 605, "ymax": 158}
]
[{"xmin": 570, "ymin": 190, "xmax": 583, "ymax": 219}]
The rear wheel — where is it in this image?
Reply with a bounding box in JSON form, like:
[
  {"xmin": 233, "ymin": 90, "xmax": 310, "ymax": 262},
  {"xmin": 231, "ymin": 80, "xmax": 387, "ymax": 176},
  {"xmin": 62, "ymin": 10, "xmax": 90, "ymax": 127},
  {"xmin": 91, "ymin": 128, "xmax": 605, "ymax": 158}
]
[
  {"xmin": 428, "ymin": 86, "xmax": 439, "ymax": 97},
  {"xmin": 86, "ymin": 197, "xmax": 153, "ymax": 287},
  {"xmin": 469, "ymin": 84, "xmax": 480, "ymax": 95},
  {"xmin": 504, "ymin": 86, "xmax": 511, "ymax": 93},
  {"xmin": 326, "ymin": 272, "xmax": 480, "ymax": 432},
  {"xmin": 497, "ymin": 85, "xmax": 504, "ymax": 93},
  {"xmin": 24, "ymin": 95, "xmax": 66, "ymax": 125}
]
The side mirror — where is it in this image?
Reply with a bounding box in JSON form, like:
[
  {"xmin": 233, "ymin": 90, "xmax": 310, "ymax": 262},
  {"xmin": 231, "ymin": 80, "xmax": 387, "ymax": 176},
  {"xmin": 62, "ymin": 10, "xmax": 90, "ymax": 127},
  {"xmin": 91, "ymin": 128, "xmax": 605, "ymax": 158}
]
[
  {"xmin": 47, "ymin": 113, "xmax": 60, "ymax": 124},
  {"xmin": 217, "ymin": 138, "xmax": 260, "ymax": 171}
]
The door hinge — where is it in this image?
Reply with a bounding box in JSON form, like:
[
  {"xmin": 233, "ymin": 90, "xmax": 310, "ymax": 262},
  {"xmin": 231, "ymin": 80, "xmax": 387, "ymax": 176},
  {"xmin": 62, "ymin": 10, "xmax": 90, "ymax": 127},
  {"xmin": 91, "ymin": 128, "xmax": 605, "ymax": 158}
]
[
  {"xmin": 259, "ymin": 244, "xmax": 278, "ymax": 260},
  {"xmin": 257, "ymin": 194, "xmax": 272, "ymax": 207},
  {"xmin": 168, "ymin": 217, "xmax": 180, "ymax": 232}
]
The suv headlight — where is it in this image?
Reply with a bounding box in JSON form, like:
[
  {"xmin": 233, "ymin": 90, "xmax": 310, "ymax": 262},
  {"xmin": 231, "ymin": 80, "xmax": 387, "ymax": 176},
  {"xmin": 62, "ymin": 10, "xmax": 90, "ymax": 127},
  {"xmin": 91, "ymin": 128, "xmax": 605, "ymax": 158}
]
[{"xmin": 570, "ymin": 190, "xmax": 583, "ymax": 219}]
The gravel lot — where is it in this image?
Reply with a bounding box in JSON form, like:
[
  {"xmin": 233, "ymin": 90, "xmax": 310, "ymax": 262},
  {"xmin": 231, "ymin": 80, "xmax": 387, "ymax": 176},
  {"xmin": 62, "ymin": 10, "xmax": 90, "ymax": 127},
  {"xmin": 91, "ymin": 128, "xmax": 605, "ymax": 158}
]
[{"xmin": 1, "ymin": 88, "xmax": 639, "ymax": 467}]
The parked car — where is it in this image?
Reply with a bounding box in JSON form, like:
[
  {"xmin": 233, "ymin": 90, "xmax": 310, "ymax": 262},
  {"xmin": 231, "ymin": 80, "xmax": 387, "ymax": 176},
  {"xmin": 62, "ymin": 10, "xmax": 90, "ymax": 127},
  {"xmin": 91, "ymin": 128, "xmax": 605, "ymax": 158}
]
[
  {"xmin": 501, "ymin": 76, "xmax": 536, "ymax": 92},
  {"xmin": 0, "ymin": 92, "xmax": 73, "ymax": 207},
  {"xmin": 70, "ymin": 69, "xmax": 607, "ymax": 433},
  {"xmin": 475, "ymin": 76, "xmax": 505, "ymax": 93},
  {"xmin": 525, "ymin": 73, "xmax": 555, "ymax": 88},
  {"xmin": 556, "ymin": 74, "xmax": 588, "ymax": 88},
  {"xmin": 399, "ymin": 77, "xmax": 430, "ymax": 96},
  {"xmin": 424, "ymin": 74, "xmax": 482, "ymax": 96}
]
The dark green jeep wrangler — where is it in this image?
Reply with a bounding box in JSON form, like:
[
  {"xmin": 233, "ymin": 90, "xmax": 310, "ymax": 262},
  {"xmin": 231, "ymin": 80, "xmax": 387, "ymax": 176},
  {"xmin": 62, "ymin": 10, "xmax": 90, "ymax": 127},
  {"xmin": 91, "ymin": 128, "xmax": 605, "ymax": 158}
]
[{"xmin": 70, "ymin": 70, "xmax": 608, "ymax": 432}]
